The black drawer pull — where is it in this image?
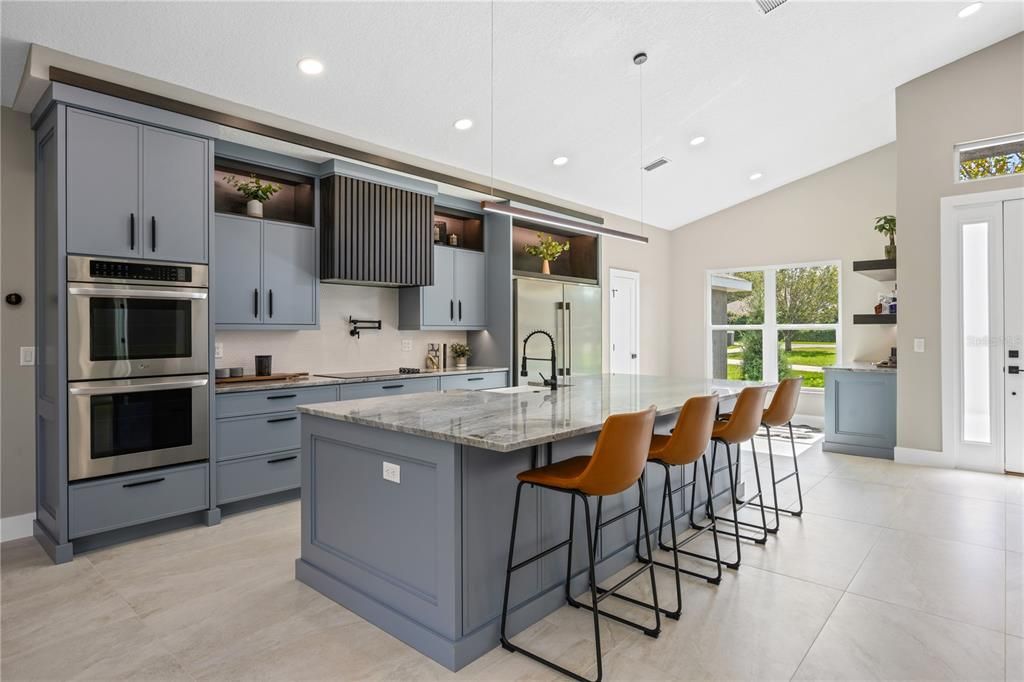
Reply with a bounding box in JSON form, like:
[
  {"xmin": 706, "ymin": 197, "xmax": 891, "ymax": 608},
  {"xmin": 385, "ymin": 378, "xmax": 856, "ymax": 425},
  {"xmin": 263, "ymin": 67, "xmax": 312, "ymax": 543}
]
[
  {"xmin": 267, "ymin": 416, "xmax": 298, "ymax": 423},
  {"xmin": 123, "ymin": 477, "xmax": 165, "ymax": 488},
  {"xmin": 267, "ymin": 455, "xmax": 298, "ymax": 464},
  {"xmin": 266, "ymin": 394, "xmax": 297, "ymax": 400},
  {"xmin": 467, "ymin": 376, "xmax": 484, "ymax": 381},
  {"xmin": 381, "ymin": 384, "xmax": 404, "ymax": 390}
]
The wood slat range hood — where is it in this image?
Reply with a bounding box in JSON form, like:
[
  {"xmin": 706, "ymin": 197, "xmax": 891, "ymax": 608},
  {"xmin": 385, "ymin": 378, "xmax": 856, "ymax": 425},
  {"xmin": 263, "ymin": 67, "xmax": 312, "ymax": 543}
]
[{"xmin": 319, "ymin": 160, "xmax": 437, "ymax": 287}]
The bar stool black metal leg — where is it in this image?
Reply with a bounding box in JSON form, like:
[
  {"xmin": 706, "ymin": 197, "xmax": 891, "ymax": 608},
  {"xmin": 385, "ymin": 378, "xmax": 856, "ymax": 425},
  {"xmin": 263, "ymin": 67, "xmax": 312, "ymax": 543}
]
[
  {"xmin": 702, "ymin": 455, "xmax": 724, "ymax": 583},
  {"xmin": 722, "ymin": 443, "xmax": 744, "ymax": 567},
  {"xmin": 788, "ymin": 422, "xmax": 805, "ymax": 516},
  {"xmin": 636, "ymin": 481, "xmax": 663, "ymax": 634},
  {"xmin": 580, "ymin": 493, "xmax": 604, "ymax": 682},
  {"xmin": 764, "ymin": 426, "xmax": 782, "ymax": 532},
  {"xmin": 500, "ymin": 482, "xmax": 525, "ymax": 651},
  {"xmin": 748, "ymin": 439, "xmax": 771, "ymax": 540},
  {"xmin": 565, "ymin": 493, "xmax": 577, "ymax": 605}
]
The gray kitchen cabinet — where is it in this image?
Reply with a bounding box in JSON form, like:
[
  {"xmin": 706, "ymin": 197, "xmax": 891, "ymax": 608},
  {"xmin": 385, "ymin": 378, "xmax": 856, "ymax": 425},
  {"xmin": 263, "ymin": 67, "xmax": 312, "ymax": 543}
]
[
  {"xmin": 824, "ymin": 368, "xmax": 897, "ymax": 459},
  {"xmin": 262, "ymin": 220, "xmax": 316, "ymax": 325},
  {"xmin": 398, "ymin": 245, "xmax": 487, "ymax": 330},
  {"xmin": 66, "ymin": 108, "xmax": 142, "ymax": 258},
  {"xmin": 66, "ymin": 108, "xmax": 210, "ymax": 263},
  {"xmin": 214, "ymin": 214, "xmax": 318, "ymax": 329},
  {"xmin": 339, "ymin": 376, "xmax": 441, "ymax": 400},
  {"xmin": 141, "ymin": 126, "xmax": 209, "ymax": 263}
]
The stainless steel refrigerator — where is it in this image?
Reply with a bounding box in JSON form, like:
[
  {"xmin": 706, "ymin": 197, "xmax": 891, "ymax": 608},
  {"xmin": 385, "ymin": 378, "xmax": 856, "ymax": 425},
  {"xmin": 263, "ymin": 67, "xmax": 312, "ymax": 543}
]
[{"xmin": 514, "ymin": 277, "xmax": 602, "ymax": 386}]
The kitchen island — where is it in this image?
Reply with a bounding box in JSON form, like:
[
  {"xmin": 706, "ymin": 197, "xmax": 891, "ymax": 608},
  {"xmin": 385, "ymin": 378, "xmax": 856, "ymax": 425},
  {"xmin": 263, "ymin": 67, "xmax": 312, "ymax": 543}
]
[{"xmin": 294, "ymin": 374, "xmax": 755, "ymax": 670}]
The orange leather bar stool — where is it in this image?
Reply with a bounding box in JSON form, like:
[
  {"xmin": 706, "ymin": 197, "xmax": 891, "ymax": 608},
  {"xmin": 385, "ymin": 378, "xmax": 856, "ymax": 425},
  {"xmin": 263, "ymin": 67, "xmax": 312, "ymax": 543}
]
[
  {"xmin": 642, "ymin": 394, "xmax": 723, "ymax": 619},
  {"xmin": 692, "ymin": 385, "xmax": 771, "ymax": 570},
  {"xmin": 499, "ymin": 406, "xmax": 660, "ymax": 682},
  {"xmin": 738, "ymin": 378, "xmax": 806, "ymax": 531}
]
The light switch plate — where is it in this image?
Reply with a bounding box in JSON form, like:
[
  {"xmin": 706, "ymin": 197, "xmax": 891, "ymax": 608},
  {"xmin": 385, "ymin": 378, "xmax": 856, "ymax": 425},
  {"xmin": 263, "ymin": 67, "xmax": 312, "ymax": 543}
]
[
  {"xmin": 382, "ymin": 461, "xmax": 401, "ymax": 484},
  {"xmin": 401, "ymin": 339, "xmax": 412, "ymax": 352},
  {"xmin": 19, "ymin": 346, "xmax": 35, "ymax": 366},
  {"xmin": 914, "ymin": 338, "xmax": 925, "ymax": 353},
  {"xmin": 215, "ymin": 343, "xmax": 224, "ymax": 359}
]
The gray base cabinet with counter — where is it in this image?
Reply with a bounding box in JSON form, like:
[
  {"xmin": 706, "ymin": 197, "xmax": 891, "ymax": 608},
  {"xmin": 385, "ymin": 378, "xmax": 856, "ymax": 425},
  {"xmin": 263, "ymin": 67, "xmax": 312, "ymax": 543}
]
[{"xmin": 824, "ymin": 367, "xmax": 897, "ymax": 459}]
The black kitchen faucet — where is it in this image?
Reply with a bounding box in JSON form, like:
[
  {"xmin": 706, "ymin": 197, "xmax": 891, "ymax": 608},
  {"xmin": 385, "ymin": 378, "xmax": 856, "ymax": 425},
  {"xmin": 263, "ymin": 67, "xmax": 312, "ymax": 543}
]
[{"xmin": 520, "ymin": 330, "xmax": 558, "ymax": 390}]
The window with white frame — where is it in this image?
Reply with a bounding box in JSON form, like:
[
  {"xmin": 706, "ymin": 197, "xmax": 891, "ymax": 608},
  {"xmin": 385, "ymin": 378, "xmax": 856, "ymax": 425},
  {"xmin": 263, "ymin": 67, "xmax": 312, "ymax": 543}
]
[
  {"xmin": 955, "ymin": 134, "xmax": 1024, "ymax": 183},
  {"xmin": 707, "ymin": 262, "xmax": 841, "ymax": 389}
]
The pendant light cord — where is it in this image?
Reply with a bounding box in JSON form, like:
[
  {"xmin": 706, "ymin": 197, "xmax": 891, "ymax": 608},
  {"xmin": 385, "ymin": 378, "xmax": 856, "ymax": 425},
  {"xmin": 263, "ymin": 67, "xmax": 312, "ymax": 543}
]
[
  {"xmin": 490, "ymin": 0, "xmax": 495, "ymax": 199},
  {"xmin": 639, "ymin": 55, "xmax": 645, "ymax": 237}
]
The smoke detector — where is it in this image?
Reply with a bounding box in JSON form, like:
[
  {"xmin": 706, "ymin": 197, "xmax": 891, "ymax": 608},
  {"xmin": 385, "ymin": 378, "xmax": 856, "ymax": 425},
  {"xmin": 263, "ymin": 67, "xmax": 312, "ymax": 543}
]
[
  {"xmin": 754, "ymin": 0, "xmax": 787, "ymax": 14},
  {"xmin": 643, "ymin": 157, "xmax": 670, "ymax": 172}
]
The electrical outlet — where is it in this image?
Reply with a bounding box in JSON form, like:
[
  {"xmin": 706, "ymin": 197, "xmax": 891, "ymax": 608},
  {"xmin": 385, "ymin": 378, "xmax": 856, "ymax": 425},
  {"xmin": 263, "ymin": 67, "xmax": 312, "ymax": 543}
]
[
  {"xmin": 401, "ymin": 339, "xmax": 413, "ymax": 352},
  {"xmin": 19, "ymin": 346, "xmax": 35, "ymax": 366},
  {"xmin": 382, "ymin": 461, "xmax": 401, "ymax": 484},
  {"xmin": 914, "ymin": 338, "xmax": 925, "ymax": 353},
  {"xmin": 215, "ymin": 343, "xmax": 224, "ymax": 359}
]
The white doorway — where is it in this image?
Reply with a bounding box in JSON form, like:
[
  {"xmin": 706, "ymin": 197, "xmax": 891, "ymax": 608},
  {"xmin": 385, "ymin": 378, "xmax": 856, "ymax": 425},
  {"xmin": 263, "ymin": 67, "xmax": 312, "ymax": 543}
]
[
  {"xmin": 609, "ymin": 269, "xmax": 640, "ymax": 374},
  {"xmin": 940, "ymin": 189, "xmax": 1024, "ymax": 474}
]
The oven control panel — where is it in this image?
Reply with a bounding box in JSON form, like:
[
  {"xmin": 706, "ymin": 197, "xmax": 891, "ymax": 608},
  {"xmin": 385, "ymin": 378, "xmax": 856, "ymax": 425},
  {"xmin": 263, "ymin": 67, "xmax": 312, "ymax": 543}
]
[{"xmin": 89, "ymin": 260, "xmax": 193, "ymax": 283}]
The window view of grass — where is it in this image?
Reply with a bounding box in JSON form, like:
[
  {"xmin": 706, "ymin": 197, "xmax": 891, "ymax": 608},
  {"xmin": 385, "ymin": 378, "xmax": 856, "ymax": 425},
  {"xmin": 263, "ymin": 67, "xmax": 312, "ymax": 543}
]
[{"xmin": 726, "ymin": 331, "xmax": 836, "ymax": 388}]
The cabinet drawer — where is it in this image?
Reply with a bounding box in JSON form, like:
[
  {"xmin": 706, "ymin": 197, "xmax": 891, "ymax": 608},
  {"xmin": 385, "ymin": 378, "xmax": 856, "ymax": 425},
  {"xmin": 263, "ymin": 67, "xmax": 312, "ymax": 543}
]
[
  {"xmin": 440, "ymin": 372, "xmax": 507, "ymax": 391},
  {"xmin": 216, "ymin": 385, "xmax": 339, "ymax": 418},
  {"xmin": 217, "ymin": 451, "xmax": 300, "ymax": 504},
  {"xmin": 217, "ymin": 412, "xmax": 301, "ymax": 461},
  {"xmin": 341, "ymin": 376, "xmax": 440, "ymax": 400},
  {"xmin": 69, "ymin": 463, "xmax": 209, "ymax": 539}
]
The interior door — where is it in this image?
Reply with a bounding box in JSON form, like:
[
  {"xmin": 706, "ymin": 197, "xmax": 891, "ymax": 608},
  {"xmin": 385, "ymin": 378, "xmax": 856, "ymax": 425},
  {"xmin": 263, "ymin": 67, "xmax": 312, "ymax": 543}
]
[
  {"xmin": 609, "ymin": 271, "xmax": 639, "ymax": 374},
  {"xmin": 514, "ymin": 278, "xmax": 563, "ymax": 386},
  {"xmin": 1004, "ymin": 199, "xmax": 1023, "ymax": 474},
  {"xmin": 564, "ymin": 283, "xmax": 602, "ymax": 378}
]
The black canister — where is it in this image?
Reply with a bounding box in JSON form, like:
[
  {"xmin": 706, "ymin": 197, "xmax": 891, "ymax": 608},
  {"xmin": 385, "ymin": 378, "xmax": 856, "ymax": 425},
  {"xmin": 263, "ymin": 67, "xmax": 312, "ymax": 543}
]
[{"xmin": 255, "ymin": 355, "xmax": 273, "ymax": 376}]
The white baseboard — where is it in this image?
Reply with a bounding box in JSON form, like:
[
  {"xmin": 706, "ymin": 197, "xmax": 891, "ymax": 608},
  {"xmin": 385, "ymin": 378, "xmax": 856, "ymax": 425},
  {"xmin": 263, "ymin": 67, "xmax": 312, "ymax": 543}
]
[
  {"xmin": 894, "ymin": 446, "xmax": 954, "ymax": 469},
  {"xmin": 1, "ymin": 513, "xmax": 35, "ymax": 542}
]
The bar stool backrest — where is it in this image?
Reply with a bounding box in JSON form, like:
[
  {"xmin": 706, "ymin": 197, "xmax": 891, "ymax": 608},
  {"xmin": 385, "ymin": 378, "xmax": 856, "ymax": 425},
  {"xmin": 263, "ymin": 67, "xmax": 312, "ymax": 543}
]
[
  {"xmin": 652, "ymin": 395, "xmax": 719, "ymax": 466},
  {"xmin": 763, "ymin": 377, "xmax": 803, "ymax": 427},
  {"xmin": 577, "ymin": 405, "xmax": 658, "ymax": 496},
  {"xmin": 715, "ymin": 386, "xmax": 770, "ymax": 444}
]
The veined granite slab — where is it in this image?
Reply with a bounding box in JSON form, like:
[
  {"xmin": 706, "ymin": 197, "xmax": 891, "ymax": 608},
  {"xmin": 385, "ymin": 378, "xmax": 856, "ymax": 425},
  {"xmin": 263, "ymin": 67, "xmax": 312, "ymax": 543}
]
[
  {"xmin": 215, "ymin": 366, "xmax": 508, "ymax": 394},
  {"xmin": 297, "ymin": 374, "xmax": 762, "ymax": 452},
  {"xmin": 826, "ymin": 362, "xmax": 897, "ymax": 373}
]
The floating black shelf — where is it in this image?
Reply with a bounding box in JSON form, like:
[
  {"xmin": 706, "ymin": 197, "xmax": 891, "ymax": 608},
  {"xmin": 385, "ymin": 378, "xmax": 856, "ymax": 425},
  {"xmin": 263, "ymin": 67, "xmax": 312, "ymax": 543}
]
[
  {"xmin": 853, "ymin": 258, "xmax": 897, "ymax": 282},
  {"xmin": 853, "ymin": 314, "xmax": 897, "ymax": 325}
]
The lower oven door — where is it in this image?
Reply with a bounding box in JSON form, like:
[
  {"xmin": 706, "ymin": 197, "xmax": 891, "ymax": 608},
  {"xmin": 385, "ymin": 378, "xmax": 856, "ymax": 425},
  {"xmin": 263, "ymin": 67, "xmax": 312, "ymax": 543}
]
[{"xmin": 68, "ymin": 375, "xmax": 210, "ymax": 481}]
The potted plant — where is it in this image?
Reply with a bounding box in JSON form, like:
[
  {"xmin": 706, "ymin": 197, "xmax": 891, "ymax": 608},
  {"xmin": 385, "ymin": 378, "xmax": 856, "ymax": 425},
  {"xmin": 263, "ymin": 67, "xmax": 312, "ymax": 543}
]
[
  {"xmin": 450, "ymin": 342, "xmax": 471, "ymax": 369},
  {"xmin": 874, "ymin": 215, "xmax": 896, "ymax": 260},
  {"xmin": 525, "ymin": 233, "xmax": 570, "ymax": 275},
  {"xmin": 224, "ymin": 173, "xmax": 281, "ymax": 218}
]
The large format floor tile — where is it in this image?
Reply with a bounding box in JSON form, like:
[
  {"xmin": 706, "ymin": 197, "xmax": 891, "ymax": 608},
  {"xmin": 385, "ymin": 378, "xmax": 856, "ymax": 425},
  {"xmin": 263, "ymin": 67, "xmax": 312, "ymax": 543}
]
[
  {"xmin": 794, "ymin": 592, "xmax": 1006, "ymax": 681},
  {"xmin": 1009, "ymin": 505, "xmax": 1024, "ymax": 554},
  {"xmin": 911, "ymin": 467, "xmax": 1009, "ymax": 503},
  {"xmin": 848, "ymin": 528, "xmax": 1006, "ymax": 632},
  {"xmin": 800, "ymin": 476, "xmax": 907, "ymax": 525},
  {"xmin": 887, "ymin": 488, "xmax": 1007, "ymax": 550},
  {"xmin": 1009, "ymin": 635, "xmax": 1024, "ymax": 682},
  {"xmin": 1009, "ymin": 552, "xmax": 1023, "ymax": 639},
  {"xmin": 829, "ymin": 457, "xmax": 920, "ymax": 487}
]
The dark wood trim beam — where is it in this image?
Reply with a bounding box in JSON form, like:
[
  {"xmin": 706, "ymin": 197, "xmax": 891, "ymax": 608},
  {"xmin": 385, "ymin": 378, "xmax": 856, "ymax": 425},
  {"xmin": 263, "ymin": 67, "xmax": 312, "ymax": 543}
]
[{"xmin": 49, "ymin": 67, "xmax": 605, "ymax": 225}]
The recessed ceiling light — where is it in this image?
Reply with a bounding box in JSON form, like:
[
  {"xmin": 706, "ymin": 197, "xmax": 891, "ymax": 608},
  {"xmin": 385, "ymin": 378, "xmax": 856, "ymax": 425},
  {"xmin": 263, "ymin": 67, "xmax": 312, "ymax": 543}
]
[
  {"xmin": 749, "ymin": 172, "xmax": 763, "ymax": 181},
  {"xmin": 297, "ymin": 58, "xmax": 324, "ymax": 75},
  {"xmin": 690, "ymin": 136, "xmax": 706, "ymax": 146},
  {"xmin": 453, "ymin": 118, "xmax": 474, "ymax": 131},
  {"xmin": 552, "ymin": 156, "xmax": 569, "ymax": 167},
  {"xmin": 958, "ymin": 2, "xmax": 983, "ymax": 18}
]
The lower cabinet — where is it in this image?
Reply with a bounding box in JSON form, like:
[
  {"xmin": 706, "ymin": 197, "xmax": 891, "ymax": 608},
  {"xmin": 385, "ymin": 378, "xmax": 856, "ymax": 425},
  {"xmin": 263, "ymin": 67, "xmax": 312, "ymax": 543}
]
[
  {"xmin": 218, "ymin": 451, "xmax": 301, "ymax": 504},
  {"xmin": 824, "ymin": 369, "xmax": 897, "ymax": 459}
]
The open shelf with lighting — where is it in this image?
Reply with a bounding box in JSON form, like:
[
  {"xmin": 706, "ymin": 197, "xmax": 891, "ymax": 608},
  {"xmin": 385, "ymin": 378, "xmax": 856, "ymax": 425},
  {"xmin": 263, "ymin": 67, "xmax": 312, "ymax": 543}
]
[
  {"xmin": 512, "ymin": 222, "xmax": 599, "ymax": 283},
  {"xmin": 433, "ymin": 207, "xmax": 484, "ymax": 251},
  {"xmin": 215, "ymin": 157, "xmax": 316, "ymax": 226}
]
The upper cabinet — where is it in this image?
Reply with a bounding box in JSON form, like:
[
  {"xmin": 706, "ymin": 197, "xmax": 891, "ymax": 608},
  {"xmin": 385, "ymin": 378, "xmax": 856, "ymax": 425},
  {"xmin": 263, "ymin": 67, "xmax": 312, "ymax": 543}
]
[
  {"xmin": 399, "ymin": 245, "xmax": 487, "ymax": 330},
  {"xmin": 320, "ymin": 174, "xmax": 434, "ymax": 287},
  {"xmin": 66, "ymin": 108, "xmax": 210, "ymax": 263}
]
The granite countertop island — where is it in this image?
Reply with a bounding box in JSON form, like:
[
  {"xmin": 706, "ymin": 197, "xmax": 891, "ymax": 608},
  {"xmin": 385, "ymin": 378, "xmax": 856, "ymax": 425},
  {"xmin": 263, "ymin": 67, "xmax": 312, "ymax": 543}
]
[
  {"xmin": 215, "ymin": 366, "xmax": 508, "ymax": 394},
  {"xmin": 295, "ymin": 374, "xmax": 758, "ymax": 671}
]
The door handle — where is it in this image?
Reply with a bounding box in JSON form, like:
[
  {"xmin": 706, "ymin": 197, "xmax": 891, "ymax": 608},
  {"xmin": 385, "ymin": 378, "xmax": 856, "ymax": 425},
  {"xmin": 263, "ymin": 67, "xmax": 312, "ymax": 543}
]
[
  {"xmin": 631, "ymin": 353, "xmax": 638, "ymax": 359},
  {"xmin": 129, "ymin": 213, "xmax": 136, "ymax": 250},
  {"xmin": 122, "ymin": 477, "xmax": 165, "ymax": 488},
  {"xmin": 450, "ymin": 300, "xmax": 454, "ymax": 321},
  {"xmin": 1010, "ymin": 366, "xmax": 1021, "ymax": 375},
  {"xmin": 566, "ymin": 302, "xmax": 572, "ymax": 376},
  {"xmin": 267, "ymin": 455, "xmax": 298, "ymax": 464},
  {"xmin": 458, "ymin": 300, "xmax": 462, "ymax": 321},
  {"xmin": 254, "ymin": 288, "xmax": 259, "ymax": 319},
  {"xmin": 266, "ymin": 416, "xmax": 297, "ymax": 424},
  {"xmin": 269, "ymin": 289, "xmax": 273, "ymax": 319},
  {"xmin": 150, "ymin": 216, "xmax": 157, "ymax": 252}
]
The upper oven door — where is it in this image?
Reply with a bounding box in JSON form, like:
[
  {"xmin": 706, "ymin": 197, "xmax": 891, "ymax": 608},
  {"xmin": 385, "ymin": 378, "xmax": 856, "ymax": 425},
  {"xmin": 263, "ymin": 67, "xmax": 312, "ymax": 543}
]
[{"xmin": 67, "ymin": 282, "xmax": 209, "ymax": 380}]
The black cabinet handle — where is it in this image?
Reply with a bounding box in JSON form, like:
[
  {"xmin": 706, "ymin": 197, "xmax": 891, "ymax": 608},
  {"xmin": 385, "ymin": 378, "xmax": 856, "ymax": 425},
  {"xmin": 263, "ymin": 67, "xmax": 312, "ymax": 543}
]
[
  {"xmin": 458, "ymin": 300, "xmax": 462, "ymax": 321},
  {"xmin": 450, "ymin": 300, "xmax": 454, "ymax": 321},
  {"xmin": 269, "ymin": 289, "xmax": 273, "ymax": 319},
  {"xmin": 267, "ymin": 416, "xmax": 298, "ymax": 423},
  {"xmin": 254, "ymin": 288, "xmax": 259, "ymax": 318},
  {"xmin": 266, "ymin": 394, "xmax": 297, "ymax": 400},
  {"xmin": 129, "ymin": 213, "xmax": 136, "ymax": 250},
  {"xmin": 468, "ymin": 376, "xmax": 484, "ymax": 381},
  {"xmin": 267, "ymin": 455, "xmax": 298, "ymax": 464},
  {"xmin": 381, "ymin": 384, "xmax": 404, "ymax": 390},
  {"xmin": 123, "ymin": 477, "xmax": 165, "ymax": 488},
  {"xmin": 150, "ymin": 216, "xmax": 157, "ymax": 252}
]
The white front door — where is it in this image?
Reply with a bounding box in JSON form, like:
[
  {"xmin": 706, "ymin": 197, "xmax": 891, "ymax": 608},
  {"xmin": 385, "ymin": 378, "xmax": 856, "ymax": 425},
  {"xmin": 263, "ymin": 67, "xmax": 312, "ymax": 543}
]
[
  {"xmin": 1004, "ymin": 198, "xmax": 1024, "ymax": 474},
  {"xmin": 609, "ymin": 269, "xmax": 639, "ymax": 374}
]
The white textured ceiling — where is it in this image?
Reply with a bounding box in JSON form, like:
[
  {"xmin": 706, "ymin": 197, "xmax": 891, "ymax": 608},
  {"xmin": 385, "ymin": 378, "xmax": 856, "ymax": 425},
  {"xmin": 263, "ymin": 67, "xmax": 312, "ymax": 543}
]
[{"xmin": 2, "ymin": 1, "xmax": 1022, "ymax": 229}]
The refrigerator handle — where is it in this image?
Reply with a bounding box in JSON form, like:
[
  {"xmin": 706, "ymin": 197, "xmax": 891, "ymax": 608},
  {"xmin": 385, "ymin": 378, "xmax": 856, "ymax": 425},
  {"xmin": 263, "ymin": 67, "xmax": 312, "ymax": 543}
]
[
  {"xmin": 565, "ymin": 301, "xmax": 572, "ymax": 376},
  {"xmin": 555, "ymin": 301, "xmax": 565, "ymax": 377}
]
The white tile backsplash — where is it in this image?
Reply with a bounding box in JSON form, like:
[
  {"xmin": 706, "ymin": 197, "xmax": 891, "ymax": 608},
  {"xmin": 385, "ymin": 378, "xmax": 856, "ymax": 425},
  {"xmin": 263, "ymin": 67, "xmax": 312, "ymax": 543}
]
[{"xmin": 216, "ymin": 284, "xmax": 467, "ymax": 374}]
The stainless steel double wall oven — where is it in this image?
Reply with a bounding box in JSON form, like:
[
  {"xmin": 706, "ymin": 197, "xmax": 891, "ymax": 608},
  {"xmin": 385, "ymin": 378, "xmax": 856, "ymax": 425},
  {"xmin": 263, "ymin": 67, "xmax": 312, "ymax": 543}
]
[{"xmin": 66, "ymin": 256, "xmax": 210, "ymax": 481}]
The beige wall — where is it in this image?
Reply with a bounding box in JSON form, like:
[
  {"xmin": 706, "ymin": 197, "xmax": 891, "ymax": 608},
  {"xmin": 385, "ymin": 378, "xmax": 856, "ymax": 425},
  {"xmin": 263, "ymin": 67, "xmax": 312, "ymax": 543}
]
[
  {"xmin": 216, "ymin": 285, "xmax": 466, "ymax": 375},
  {"xmin": 2, "ymin": 106, "xmax": 37, "ymax": 518},
  {"xmin": 668, "ymin": 144, "xmax": 899, "ymax": 417},
  {"xmin": 895, "ymin": 33, "xmax": 1024, "ymax": 453}
]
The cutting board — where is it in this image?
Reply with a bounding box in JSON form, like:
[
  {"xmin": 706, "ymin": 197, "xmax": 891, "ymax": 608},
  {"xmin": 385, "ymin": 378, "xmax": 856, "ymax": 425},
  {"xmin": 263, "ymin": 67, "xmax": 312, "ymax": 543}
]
[{"xmin": 215, "ymin": 372, "xmax": 309, "ymax": 385}]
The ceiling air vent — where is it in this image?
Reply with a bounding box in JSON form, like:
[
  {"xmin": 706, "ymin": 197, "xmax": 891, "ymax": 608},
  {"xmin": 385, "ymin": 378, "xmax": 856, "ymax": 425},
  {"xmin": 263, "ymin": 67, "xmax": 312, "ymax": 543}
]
[
  {"xmin": 754, "ymin": 0, "xmax": 787, "ymax": 14},
  {"xmin": 643, "ymin": 157, "xmax": 670, "ymax": 172}
]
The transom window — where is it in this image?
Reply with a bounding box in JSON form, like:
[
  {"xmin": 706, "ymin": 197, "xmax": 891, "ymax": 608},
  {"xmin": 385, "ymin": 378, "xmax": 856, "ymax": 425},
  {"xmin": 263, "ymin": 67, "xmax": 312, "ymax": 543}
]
[
  {"xmin": 956, "ymin": 134, "xmax": 1024, "ymax": 183},
  {"xmin": 707, "ymin": 262, "xmax": 841, "ymax": 389}
]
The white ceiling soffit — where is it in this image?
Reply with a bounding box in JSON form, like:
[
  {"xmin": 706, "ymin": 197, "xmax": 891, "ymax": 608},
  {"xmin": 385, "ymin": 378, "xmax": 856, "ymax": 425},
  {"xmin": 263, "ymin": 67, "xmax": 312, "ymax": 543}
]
[{"xmin": 3, "ymin": 2, "xmax": 1022, "ymax": 230}]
